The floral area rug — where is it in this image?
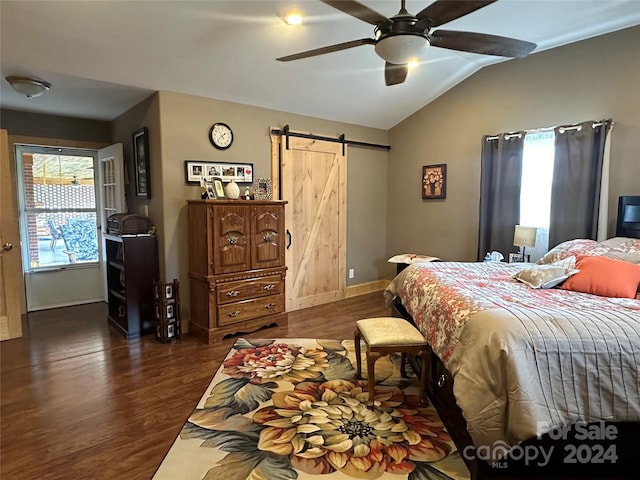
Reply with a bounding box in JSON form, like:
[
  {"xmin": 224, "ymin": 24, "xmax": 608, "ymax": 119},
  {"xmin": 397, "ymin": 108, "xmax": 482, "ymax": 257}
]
[{"xmin": 153, "ymin": 338, "xmax": 470, "ymax": 480}]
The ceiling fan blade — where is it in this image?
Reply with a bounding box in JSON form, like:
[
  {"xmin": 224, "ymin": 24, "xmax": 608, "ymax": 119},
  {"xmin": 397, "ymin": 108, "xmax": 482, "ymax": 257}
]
[
  {"xmin": 429, "ymin": 30, "xmax": 536, "ymax": 58},
  {"xmin": 385, "ymin": 62, "xmax": 408, "ymax": 86},
  {"xmin": 276, "ymin": 38, "xmax": 375, "ymax": 62},
  {"xmin": 322, "ymin": 0, "xmax": 391, "ymax": 27},
  {"xmin": 415, "ymin": 1, "xmax": 496, "ymax": 28}
]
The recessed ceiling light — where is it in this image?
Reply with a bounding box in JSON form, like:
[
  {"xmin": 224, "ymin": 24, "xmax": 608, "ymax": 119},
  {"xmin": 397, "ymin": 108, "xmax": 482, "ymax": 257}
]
[
  {"xmin": 284, "ymin": 9, "xmax": 302, "ymax": 26},
  {"xmin": 407, "ymin": 61, "xmax": 419, "ymax": 69}
]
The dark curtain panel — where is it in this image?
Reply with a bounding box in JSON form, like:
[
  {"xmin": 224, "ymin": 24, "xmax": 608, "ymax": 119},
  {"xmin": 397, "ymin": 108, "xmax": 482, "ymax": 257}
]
[
  {"xmin": 549, "ymin": 119, "xmax": 613, "ymax": 248},
  {"xmin": 477, "ymin": 133, "xmax": 525, "ymax": 260}
]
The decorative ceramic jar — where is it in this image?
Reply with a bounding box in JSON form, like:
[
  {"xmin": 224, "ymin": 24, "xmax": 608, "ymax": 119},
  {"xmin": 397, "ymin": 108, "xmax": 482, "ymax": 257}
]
[{"xmin": 224, "ymin": 180, "xmax": 240, "ymax": 199}]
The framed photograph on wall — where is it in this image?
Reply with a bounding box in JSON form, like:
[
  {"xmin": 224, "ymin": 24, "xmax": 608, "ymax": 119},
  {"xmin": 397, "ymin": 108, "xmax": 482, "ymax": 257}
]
[
  {"xmin": 133, "ymin": 127, "xmax": 151, "ymax": 198},
  {"xmin": 184, "ymin": 160, "xmax": 253, "ymax": 184},
  {"xmin": 422, "ymin": 164, "xmax": 446, "ymax": 200}
]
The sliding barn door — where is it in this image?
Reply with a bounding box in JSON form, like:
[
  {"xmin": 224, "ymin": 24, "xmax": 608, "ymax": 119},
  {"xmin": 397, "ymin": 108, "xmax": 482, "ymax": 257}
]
[{"xmin": 279, "ymin": 136, "xmax": 346, "ymax": 311}]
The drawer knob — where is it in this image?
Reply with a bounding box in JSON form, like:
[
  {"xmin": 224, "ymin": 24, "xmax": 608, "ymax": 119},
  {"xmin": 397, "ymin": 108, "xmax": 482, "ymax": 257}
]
[
  {"xmin": 227, "ymin": 235, "xmax": 239, "ymax": 245},
  {"xmin": 227, "ymin": 311, "xmax": 240, "ymax": 317},
  {"xmin": 263, "ymin": 232, "xmax": 274, "ymax": 242},
  {"xmin": 263, "ymin": 284, "xmax": 276, "ymax": 291},
  {"xmin": 265, "ymin": 303, "xmax": 275, "ymax": 310},
  {"xmin": 226, "ymin": 290, "xmax": 240, "ymax": 297}
]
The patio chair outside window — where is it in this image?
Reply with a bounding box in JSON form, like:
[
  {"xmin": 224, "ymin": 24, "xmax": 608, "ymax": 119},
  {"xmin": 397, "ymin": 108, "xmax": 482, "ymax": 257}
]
[{"xmin": 47, "ymin": 218, "xmax": 64, "ymax": 250}]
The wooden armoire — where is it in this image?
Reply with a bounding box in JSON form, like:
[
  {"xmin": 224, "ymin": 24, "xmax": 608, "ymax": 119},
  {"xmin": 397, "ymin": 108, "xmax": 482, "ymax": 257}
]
[{"xmin": 187, "ymin": 200, "xmax": 287, "ymax": 344}]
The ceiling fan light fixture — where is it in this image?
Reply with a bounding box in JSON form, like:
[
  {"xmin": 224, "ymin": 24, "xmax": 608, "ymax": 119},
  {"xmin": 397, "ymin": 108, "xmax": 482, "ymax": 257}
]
[
  {"xmin": 374, "ymin": 35, "xmax": 426, "ymax": 64},
  {"xmin": 5, "ymin": 76, "xmax": 52, "ymax": 98}
]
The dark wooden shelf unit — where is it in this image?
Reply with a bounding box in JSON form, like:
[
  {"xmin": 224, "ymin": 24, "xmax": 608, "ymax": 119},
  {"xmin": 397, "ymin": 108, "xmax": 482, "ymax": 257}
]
[{"xmin": 104, "ymin": 233, "xmax": 159, "ymax": 339}]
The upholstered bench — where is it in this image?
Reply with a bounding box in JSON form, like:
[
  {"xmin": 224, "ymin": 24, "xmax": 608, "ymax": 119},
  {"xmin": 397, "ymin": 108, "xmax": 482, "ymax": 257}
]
[{"xmin": 354, "ymin": 317, "xmax": 430, "ymax": 405}]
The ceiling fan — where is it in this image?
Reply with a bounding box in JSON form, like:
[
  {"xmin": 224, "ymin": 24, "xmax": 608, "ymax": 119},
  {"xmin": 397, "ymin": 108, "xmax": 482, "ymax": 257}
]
[{"xmin": 276, "ymin": 0, "xmax": 537, "ymax": 86}]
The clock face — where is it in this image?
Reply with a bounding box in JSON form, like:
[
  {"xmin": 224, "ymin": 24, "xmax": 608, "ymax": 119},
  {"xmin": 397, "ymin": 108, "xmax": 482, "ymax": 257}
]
[{"xmin": 209, "ymin": 123, "xmax": 233, "ymax": 150}]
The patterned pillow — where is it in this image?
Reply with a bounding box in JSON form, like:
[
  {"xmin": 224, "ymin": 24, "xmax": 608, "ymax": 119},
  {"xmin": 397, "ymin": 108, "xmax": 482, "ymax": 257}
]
[
  {"xmin": 550, "ymin": 255, "xmax": 577, "ymax": 269},
  {"xmin": 513, "ymin": 264, "xmax": 579, "ymax": 289},
  {"xmin": 600, "ymin": 237, "xmax": 640, "ymax": 264},
  {"xmin": 600, "ymin": 237, "xmax": 640, "ymax": 252},
  {"xmin": 536, "ymin": 239, "xmax": 609, "ymax": 265}
]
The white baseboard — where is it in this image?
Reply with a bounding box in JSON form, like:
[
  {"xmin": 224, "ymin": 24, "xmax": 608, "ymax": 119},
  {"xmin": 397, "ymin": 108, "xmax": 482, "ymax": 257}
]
[{"xmin": 27, "ymin": 298, "xmax": 105, "ymax": 312}]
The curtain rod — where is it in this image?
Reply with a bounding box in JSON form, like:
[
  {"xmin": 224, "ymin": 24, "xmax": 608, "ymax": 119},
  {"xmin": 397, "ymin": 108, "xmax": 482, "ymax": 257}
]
[
  {"xmin": 271, "ymin": 125, "xmax": 390, "ymax": 154},
  {"xmin": 484, "ymin": 132, "xmax": 523, "ymax": 141},
  {"xmin": 485, "ymin": 120, "xmax": 614, "ymax": 142}
]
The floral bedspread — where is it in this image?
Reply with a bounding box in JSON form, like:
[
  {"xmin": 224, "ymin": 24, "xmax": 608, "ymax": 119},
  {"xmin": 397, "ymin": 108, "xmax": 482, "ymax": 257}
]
[
  {"xmin": 384, "ymin": 262, "xmax": 640, "ymax": 452},
  {"xmin": 384, "ymin": 261, "xmax": 640, "ymax": 364}
]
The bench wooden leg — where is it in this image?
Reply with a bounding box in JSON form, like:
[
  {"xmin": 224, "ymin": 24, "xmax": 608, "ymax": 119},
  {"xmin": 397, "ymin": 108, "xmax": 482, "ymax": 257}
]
[
  {"xmin": 400, "ymin": 352, "xmax": 408, "ymax": 377},
  {"xmin": 366, "ymin": 350, "xmax": 382, "ymax": 405},
  {"xmin": 354, "ymin": 328, "xmax": 363, "ymax": 379},
  {"xmin": 418, "ymin": 349, "xmax": 430, "ymax": 405}
]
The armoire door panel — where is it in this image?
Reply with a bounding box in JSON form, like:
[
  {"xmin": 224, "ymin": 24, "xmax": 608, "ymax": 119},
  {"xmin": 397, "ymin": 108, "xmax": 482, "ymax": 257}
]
[
  {"xmin": 214, "ymin": 206, "xmax": 250, "ymax": 274},
  {"xmin": 252, "ymin": 206, "xmax": 284, "ymax": 269}
]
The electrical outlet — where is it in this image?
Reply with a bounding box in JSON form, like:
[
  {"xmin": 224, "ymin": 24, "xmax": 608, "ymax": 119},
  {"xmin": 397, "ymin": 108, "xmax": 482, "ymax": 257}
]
[{"xmin": 348, "ymin": 268, "xmax": 355, "ymax": 279}]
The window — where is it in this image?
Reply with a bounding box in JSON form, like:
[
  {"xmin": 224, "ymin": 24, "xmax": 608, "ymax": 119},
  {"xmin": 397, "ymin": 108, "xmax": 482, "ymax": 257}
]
[
  {"xmin": 519, "ymin": 130, "xmax": 555, "ymax": 260},
  {"xmin": 16, "ymin": 146, "xmax": 99, "ymax": 271}
]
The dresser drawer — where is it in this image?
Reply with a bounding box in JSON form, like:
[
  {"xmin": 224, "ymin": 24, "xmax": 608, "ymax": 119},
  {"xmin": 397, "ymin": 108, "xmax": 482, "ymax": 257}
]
[
  {"xmin": 216, "ymin": 275, "xmax": 282, "ymax": 304},
  {"xmin": 217, "ymin": 294, "xmax": 284, "ymax": 327}
]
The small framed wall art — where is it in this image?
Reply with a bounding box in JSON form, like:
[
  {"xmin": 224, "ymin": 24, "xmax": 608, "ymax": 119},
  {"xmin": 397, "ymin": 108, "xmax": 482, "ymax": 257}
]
[
  {"xmin": 422, "ymin": 164, "xmax": 446, "ymax": 200},
  {"xmin": 133, "ymin": 127, "xmax": 151, "ymax": 198}
]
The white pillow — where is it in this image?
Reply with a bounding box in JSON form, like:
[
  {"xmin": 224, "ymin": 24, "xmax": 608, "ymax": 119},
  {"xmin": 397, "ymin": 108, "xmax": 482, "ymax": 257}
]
[
  {"xmin": 513, "ymin": 264, "xmax": 579, "ymax": 289},
  {"xmin": 387, "ymin": 254, "xmax": 441, "ymax": 264}
]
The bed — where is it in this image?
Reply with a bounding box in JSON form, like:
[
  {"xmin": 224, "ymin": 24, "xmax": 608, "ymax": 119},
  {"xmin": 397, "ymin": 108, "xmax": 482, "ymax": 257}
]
[{"xmin": 384, "ymin": 197, "xmax": 640, "ymax": 479}]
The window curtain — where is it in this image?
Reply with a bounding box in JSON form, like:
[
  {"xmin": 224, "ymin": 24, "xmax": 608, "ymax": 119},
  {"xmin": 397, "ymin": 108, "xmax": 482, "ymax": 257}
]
[
  {"xmin": 477, "ymin": 133, "xmax": 525, "ymax": 260},
  {"xmin": 549, "ymin": 119, "xmax": 614, "ymax": 248}
]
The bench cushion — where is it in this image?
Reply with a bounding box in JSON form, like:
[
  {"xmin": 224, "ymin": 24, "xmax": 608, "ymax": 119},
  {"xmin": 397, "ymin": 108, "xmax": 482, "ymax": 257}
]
[{"xmin": 356, "ymin": 317, "xmax": 426, "ymax": 347}]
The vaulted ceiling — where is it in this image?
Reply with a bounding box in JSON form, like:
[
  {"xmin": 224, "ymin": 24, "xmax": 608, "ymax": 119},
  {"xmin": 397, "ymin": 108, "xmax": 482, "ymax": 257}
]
[{"xmin": 1, "ymin": 1, "xmax": 639, "ymax": 129}]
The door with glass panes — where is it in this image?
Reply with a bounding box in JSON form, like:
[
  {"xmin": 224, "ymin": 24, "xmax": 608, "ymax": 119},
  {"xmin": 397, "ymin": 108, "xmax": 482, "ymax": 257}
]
[{"xmin": 15, "ymin": 143, "xmax": 124, "ymax": 311}]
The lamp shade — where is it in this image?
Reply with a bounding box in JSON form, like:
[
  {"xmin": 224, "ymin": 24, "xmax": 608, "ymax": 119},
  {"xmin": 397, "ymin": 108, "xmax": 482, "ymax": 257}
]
[{"xmin": 513, "ymin": 225, "xmax": 537, "ymax": 248}]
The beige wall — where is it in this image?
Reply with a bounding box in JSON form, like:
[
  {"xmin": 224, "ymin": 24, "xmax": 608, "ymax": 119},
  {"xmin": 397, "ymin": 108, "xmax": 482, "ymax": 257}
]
[
  {"xmin": 1, "ymin": 108, "xmax": 111, "ymax": 143},
  {"xmin": 116, "ymin": 91, "xmax": 388, "ymax": 326},
  {"xmin": 387, "ymin": 25, "xmax": 640, "ymax": 263}
]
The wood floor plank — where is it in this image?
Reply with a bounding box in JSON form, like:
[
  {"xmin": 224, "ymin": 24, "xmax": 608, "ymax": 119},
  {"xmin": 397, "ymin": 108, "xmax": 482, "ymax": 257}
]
[{"xmin": 1, "ymin": 292, "xmax": 391, "ymax": 479}]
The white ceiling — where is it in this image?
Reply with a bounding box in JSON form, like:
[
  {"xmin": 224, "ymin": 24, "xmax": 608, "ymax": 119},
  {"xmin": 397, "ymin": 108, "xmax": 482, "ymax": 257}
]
[{"xmin": 1, "ymin": 0, "xmax": 639, "ymax": 130}]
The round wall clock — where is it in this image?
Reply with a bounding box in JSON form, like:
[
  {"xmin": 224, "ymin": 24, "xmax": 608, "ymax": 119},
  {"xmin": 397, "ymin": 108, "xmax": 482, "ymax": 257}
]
[{"xmin": 209, "ymin": 122, "xmax": 233, "ymax": 150}]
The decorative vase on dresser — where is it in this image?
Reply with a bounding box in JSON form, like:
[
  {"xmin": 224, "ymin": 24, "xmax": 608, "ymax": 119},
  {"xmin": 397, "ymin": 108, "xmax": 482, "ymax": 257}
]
[
  {"xmin": 187, "ymin": 199, "xmax": 288, "ymax": 344},
  {"xmin": 224, "ymin": 180, "xmax": 240, "ymax": 199}
]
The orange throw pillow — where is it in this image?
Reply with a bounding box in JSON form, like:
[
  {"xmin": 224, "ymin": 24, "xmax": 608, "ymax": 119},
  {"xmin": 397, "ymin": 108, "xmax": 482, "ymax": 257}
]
[{"xmin": 560, "ymin": 254, "xmax": 640, "ymax": 298}]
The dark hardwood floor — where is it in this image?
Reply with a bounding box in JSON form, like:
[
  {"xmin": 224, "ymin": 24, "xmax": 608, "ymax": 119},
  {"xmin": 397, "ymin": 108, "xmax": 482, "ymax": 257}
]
[{"xmin": 0, "ymin": 292, "xmax": 391, "ymax": 479}]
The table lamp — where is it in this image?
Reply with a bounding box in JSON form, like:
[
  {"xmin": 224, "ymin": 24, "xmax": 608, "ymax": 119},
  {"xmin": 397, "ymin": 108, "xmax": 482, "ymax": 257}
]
[{"xmin": 513, "ymin": 225, "xmax": 537, "ymax": 262}]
